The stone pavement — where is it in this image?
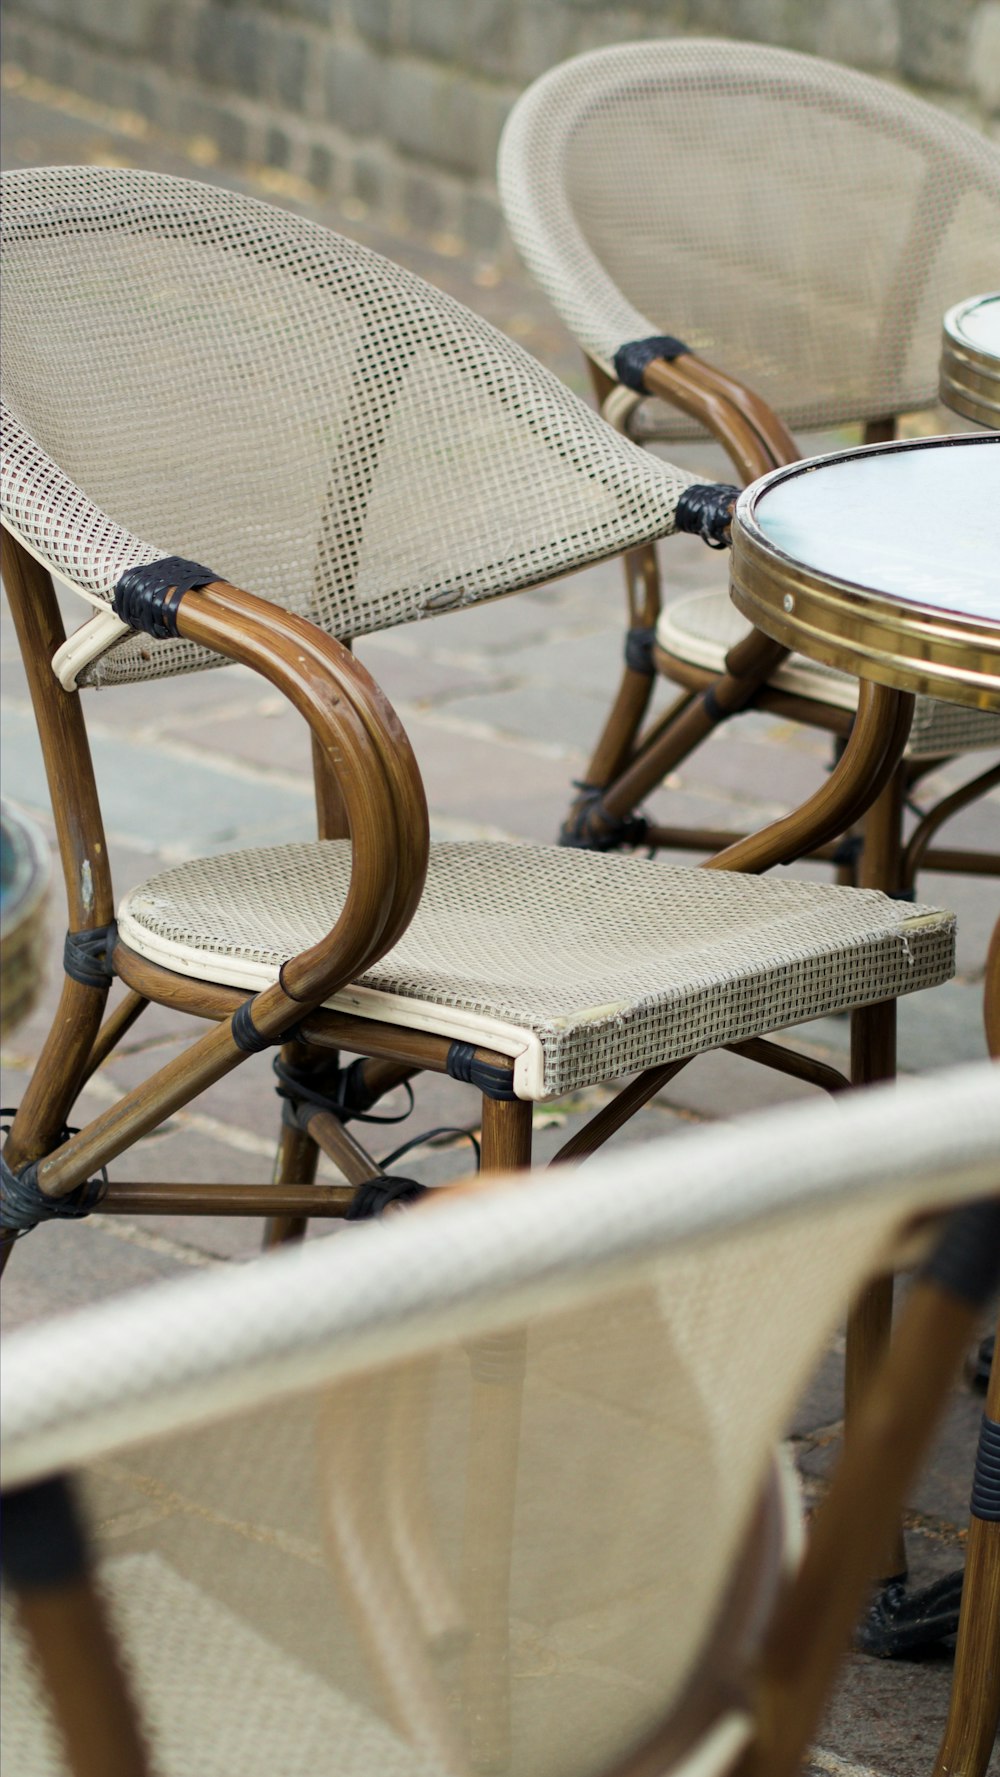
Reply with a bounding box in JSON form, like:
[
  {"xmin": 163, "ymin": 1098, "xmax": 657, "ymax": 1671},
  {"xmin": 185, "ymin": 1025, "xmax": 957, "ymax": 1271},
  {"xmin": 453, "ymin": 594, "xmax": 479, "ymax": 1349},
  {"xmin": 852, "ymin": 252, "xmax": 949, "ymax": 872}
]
[{"xmin": 2, "ymin": 70, "xmax": 999, "ymax": 1777}]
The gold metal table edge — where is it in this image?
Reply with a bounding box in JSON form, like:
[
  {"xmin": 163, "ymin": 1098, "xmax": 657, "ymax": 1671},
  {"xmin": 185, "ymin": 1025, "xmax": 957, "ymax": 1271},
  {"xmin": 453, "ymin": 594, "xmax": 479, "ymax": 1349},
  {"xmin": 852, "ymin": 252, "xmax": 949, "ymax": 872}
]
[
  {"xmin": 944, "ymin": 298, "xmax": 994, "ymax": 426},
  {"xmin": 939, "ymin": 309, "xmax": 1000, "ymax": 428},
  {"xmin": 730, "ymin": 527, "xmax": 1000, "ymax": 712}
]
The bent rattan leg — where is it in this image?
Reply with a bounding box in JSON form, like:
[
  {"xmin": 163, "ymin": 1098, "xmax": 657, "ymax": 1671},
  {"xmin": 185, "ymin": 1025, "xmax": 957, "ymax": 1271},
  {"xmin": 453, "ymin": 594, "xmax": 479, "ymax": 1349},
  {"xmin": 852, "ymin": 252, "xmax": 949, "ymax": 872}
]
[
  {"xmin": 737, "ymin": 1200, "xmax": 1000, "ymax": 1777},
  {"xmin": 462, "ymin": 1095, "xmax": 532, "ymax": 1774},
  {"xmin": 264, "ymin": 1039, "xmax": 324, "ymax": 1248},
  {"xmin": 321, "ymin": 1380, "xmax": 466, "ymax": 1773},
  {"xmin": 3, "ymin": 1475, "xmax": 151, "ymax": 1777},
  {"xmin": 932, "ymin": 1306, "xmax": 1000, "ymax": 1777},
  {"xmin": 386, "ymin": 1358, "xmax": 466, "ymax": 1655},
  {"xmin": 845, "ymin": 1000, "xmax": 909, "ymax": 1592}
]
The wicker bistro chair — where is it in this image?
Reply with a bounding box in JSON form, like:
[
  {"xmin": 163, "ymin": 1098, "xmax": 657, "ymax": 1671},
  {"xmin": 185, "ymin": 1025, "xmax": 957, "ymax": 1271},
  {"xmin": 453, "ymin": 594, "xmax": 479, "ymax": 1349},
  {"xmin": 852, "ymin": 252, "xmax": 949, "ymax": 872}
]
[
  {"xmin": 0, "ymin": 163, "xmax": 958, "ymax": 1218},
  {"xmin": 497, "ymin": 40, "xmax": 1000, "ymax": 884},
  {"xmin": 3, "ymin": 1066, "xmax": 1000, "ymax": 1777},
  {"xmin": 0, "ymin": 167, "xmax": 960, "ymax": 1679}
]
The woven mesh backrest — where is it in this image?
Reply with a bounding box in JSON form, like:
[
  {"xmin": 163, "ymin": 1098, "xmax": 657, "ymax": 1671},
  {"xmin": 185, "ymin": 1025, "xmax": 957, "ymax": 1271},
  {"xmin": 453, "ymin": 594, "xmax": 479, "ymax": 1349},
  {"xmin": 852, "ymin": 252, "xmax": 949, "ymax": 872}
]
[
  {"xmin": 0, "ymin": 167, "xmax": 694, "ymax": 685},
  {"xmin": 4, "ymin": 1067, "xmax": 999, "ymax": 1775},
  {"xmin": 498, "ymin": 41, "xmax": 1000, "ymax": 436}
]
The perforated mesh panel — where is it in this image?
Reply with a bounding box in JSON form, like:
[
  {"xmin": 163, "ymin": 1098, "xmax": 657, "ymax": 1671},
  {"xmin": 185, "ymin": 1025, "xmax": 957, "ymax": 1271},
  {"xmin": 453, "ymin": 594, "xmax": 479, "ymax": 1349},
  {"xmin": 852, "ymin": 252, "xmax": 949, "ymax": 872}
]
[
  {"xmin": 499, "ymin": 41, "xmax": 1000, "ymax": 437},
  {"xmin": 0, "ymin": 166, "xmax": 698, "ymax": 684},
  {"xmin": 117, "ymin": 838, "xmax": 955, "ymax": 1098},
  {"xmin": 656, "ymin": 589, "xmax": 1000, "ymax": 755}
]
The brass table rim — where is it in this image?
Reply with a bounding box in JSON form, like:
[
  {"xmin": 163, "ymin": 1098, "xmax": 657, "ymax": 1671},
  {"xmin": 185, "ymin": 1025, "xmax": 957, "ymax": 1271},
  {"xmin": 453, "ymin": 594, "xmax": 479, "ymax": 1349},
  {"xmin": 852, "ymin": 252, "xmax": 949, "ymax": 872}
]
[
  {"xmin": 730, "ymin": 434, "xmax": 1000, "ymax": 713},
  {"xmin": 940, "ymin": 291, "xmax": 1000, "ymax": 429}
]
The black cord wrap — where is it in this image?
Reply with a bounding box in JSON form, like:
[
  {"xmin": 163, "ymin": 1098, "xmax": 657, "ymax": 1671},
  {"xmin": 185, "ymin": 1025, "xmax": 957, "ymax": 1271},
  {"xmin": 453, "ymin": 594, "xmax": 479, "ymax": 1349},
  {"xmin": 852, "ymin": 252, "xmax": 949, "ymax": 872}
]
[
  {"xmin": 273, "ymin": 1055, "xmax": 415, "ymax": 1127},
  {"xmin": 1, "ymin": 1478, "xmax": 87, "ymax": 1588},
  {"xmin": 63, "ymin": 922, "xmax": 117, "ymax": 988},
  {"xmin": 971, "ymin": 1414, "xmax": 1000, "ymax": 1522},
  {"xmin": 113, "ymin": 556, "xmax": 219, "ymax": 640},
  {"xmin": 446, "ymin": 1042, "xmax": 519, "ymax": 1100},
  {"xmin": 230, "ymin": 998, "xmax": 301, "ymax": 1055},
  {"xmin": 0, "ymin": 1152, "xmax": 105, "ymax": 1233},
  {"xmin": 346, "ymin": 1176, "xmax": 428, "ymax": 1219},
  {"xmin": 614, "ymin": 335, "xmax": 691, "ymax": 391},
  {"xmin": 560, "ymin": 787, "xmax": 649, "ymax": 853},
  {"xmin": 624, "ymin": 626, "xmax": 656, "ymax": 674},
  {"xmin": 231, "ymin": 998, "xmax": 274, "ymax": 1054},
  {"xmin": 675, "ymin": 483, "xmax": 741, "ymax": 550}
]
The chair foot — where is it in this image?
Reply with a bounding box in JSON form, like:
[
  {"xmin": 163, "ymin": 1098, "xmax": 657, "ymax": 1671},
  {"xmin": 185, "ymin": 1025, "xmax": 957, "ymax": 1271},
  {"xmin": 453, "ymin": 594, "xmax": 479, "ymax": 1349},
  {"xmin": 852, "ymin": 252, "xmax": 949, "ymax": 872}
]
[
  {"xmin": 854, "ymin": 1567, "xmax": 964, "ymax": 1657},
  {"xmin": 966, "ymin": 1333, "xmax": 994, "ymax": 1394},
  {"xmin": 559, "ymin": 785, "xmax": 649, "ymax": 851}
]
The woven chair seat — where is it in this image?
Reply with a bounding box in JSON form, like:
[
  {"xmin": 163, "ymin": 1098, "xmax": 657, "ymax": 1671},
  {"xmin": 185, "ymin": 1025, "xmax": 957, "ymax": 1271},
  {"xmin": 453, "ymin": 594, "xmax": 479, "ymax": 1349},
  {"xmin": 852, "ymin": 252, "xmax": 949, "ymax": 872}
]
[
  {"xmin": 657, "ymin": 591, "xmax": 1000, "ymax": 761},
  {"xmin": 119, "ymin": 840, "xmax": 954, "ymax": 1100}
]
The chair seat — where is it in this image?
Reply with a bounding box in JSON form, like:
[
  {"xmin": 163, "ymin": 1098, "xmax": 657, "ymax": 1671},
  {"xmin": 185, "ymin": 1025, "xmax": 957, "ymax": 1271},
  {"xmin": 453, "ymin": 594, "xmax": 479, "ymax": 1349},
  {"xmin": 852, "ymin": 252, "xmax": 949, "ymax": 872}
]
[
  {"xmin": 656, "ymin": 591, "xmax": 1000, "ymax": 760},
  {"xmin": 118, "ymin": 840, "xmax": 954, "ymax": 1100}
]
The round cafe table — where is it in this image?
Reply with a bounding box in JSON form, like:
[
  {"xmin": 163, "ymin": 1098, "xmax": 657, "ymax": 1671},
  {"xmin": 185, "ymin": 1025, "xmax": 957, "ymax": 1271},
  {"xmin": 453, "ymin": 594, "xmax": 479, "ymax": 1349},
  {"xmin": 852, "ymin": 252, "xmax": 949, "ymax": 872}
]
[
  {"xmin": 940, "ymin": 291, "xmax": 1000, "ymax": 430},
  {"xmin": 729, "ymin": 431, "xmax": 1000, "ymax": 1777}
]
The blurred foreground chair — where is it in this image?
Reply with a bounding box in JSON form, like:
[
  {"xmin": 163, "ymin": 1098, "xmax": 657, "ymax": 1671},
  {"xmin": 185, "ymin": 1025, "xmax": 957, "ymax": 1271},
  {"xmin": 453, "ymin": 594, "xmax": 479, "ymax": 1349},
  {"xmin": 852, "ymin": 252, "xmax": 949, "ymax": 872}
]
[
  {"xmin": 3, "ymin": 1065, "xmax": 999, "ymax": 1777},
  {"xmin": 498, "ymin": 40, "xmax": 1000, "ymax": 885}
]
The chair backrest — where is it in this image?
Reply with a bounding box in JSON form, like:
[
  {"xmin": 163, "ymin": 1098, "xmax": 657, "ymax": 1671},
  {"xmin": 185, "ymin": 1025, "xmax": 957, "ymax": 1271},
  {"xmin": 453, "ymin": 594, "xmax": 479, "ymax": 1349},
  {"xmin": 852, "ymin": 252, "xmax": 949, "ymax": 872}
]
[
  {"xmin": 0, "ymin": 166, "xmax": 695, "ymax": 688},
  {"xmin": 3, "ymin": 1063, "xmax": 998, "ymax": 1776},
  {"xmin": 498, "ymin": 40, "xmax": 1000, "ymax": 436}
]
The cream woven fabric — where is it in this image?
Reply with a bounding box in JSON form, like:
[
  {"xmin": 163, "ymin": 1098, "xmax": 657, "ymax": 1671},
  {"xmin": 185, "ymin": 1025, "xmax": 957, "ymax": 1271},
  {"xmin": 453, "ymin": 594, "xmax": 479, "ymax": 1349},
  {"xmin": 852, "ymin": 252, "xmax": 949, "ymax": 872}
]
[
  {"xmin": 3, "ymin": 1067, "xmax": 998, "ymax": 1776},
  {"xmin": 657, "ymin": 590, "xmax": 1000, "ymax": 758},
  {"xmin": 498, "ymin": 40, "xmax": 1000, "ymax": 436},
  {"xmin": 2, "ymin": 1555, "xmax": 442, "ymax": 1777},
  {"xmin": 117, "ymin": 839, "xmax": 954, "ymax": 1099},
  {"xmin": 0, "ymin": 165, "xmax": 700, "ymax": 687}
]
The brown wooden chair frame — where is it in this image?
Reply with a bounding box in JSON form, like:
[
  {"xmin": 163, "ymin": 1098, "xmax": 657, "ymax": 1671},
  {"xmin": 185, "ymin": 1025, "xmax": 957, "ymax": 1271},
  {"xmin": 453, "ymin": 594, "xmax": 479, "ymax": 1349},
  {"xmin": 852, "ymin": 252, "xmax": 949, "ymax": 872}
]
[{"xmin": 562, "ymin": 350, "xmax": 1000, "ymax": 902}]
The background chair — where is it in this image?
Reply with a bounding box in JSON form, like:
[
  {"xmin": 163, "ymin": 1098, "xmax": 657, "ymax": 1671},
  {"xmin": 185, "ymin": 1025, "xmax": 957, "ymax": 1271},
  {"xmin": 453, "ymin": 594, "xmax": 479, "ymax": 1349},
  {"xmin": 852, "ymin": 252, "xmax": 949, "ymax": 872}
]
[
  {"xmin": 3, "ymin": 1064, "xmax": 999, "ymax": 1777},
  {"xmin": 498, "ymin": 39, "xmax": 1000, "ymax": 888}
]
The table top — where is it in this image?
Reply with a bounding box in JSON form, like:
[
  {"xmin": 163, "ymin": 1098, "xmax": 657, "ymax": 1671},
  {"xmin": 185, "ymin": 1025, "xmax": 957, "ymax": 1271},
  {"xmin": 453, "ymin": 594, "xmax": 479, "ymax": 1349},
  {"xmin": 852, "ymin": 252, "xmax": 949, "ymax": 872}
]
[
  {"xmin": 940, "ymin": 291, "xmax": 1000, "ymax": 428},
  {"xmin": 730, "ymin": 435, "xmax": 1000, "ymax": 710},
  {"xmin": 944, "ymin": 292, "xmax": 1000, "ymax": 357}
]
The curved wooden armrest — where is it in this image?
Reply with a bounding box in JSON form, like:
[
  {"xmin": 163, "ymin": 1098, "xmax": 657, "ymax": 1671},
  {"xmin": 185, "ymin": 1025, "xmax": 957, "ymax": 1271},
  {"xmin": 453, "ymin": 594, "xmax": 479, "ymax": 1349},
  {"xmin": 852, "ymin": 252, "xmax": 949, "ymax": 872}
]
[
  {"xmin": 636, "ymin": 352, "xmax": 799, "ymax": 483},
  {"xmin": 170, "ymin": 578, "xmax": 429, "ymax": 1017}
]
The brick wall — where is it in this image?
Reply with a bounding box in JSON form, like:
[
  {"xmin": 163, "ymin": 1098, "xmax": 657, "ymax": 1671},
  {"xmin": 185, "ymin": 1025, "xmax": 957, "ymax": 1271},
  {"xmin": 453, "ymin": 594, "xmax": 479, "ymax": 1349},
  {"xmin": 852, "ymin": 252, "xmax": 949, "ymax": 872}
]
[{"xmin": 3, "ymin": 0, "xmax": 999, "ymax": 258}]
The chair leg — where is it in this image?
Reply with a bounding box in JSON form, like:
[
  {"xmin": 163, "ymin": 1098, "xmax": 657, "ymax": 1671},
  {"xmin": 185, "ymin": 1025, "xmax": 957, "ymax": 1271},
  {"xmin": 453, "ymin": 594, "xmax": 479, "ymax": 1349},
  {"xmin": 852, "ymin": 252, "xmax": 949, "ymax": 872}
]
[
  {"xmin": 462, "ymin": 1095, "xmax": 532, "ymax": 1774},
  {"xmin": 3, "ymin": 1476, "xmax": 151, "ymax": 1777},
  {"xmin": 858, "ymin": 764, "xmax": 907, "ymax": 897},
  {"xmin": 848, "ymin": 999, "xmax": 968, "ymax": 1656},
  {"xmin": 846, "ymin": 1001, "xmax": 908, "ymax": 1590},
  {"xmin": 985, "ymin": 915, "xmax": 1000, "ymax": 1060},
  {"xmin": 263, "ymin": 1114, "xmax": 318, "ymax": 1248},
  {"xmin": 386, "ymin": 1358, "xmax": 466, "ymax": 1654},
  {"xmin": 263, "ymin": 1041, "xmax": 338, "ymax": 1249},
  {"xmin": 932, "ymin": 1310, "xmax": 1000, "ymax": 1777}
]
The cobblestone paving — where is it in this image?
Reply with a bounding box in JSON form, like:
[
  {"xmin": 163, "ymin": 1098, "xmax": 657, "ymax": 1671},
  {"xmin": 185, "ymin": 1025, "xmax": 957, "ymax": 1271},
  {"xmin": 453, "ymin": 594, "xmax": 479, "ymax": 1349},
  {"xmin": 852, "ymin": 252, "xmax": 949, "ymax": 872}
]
[{"xmin": 2, "ymin": 73, "xmax": 999, "ymax": 1777}]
